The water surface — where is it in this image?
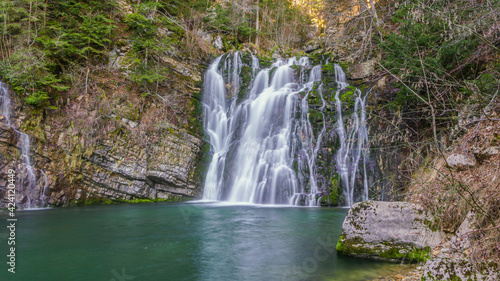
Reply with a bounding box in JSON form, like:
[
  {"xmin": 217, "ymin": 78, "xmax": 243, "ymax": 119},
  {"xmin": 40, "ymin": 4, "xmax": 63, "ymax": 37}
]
[{"xmin": 1, "ymin": 203, "xmax": 411, "ymax": 280}]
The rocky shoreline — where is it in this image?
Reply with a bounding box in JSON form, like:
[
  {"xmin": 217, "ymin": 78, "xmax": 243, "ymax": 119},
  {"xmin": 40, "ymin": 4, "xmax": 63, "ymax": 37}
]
[{"xmin": 338, "ymin": 201, "xmax": 499, "ymax": 281}]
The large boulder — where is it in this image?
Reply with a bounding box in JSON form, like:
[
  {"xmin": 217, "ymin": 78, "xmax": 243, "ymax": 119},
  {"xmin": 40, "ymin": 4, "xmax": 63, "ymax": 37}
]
[{"xmin": 336, "ymin": 201, "xmax": 444, "ymax": 262}]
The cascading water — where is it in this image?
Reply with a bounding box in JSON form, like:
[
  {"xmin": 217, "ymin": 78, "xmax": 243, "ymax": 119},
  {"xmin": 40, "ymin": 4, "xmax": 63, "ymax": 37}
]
[
  {"xmin": 0, "ymin": 81, "xmax": 46, "ymax": 208},
  {"xmin": 1, "ymin": 82, "xmax": 12, "ymax": 126},
  {"xmin": 251, "ymin": 54, "xmax": 259, "ymax": 76},
  {"xmin": 202, "ymin": 54, "xmax": 370, "ymax": 206},
  {"xmin": 333, "ymin": 64, "xmax": 370, "ymax": 206},
  {"xmin": 290, "ymin": 64, "xmax": 327, "ymax": 206},
  {"xmin": 19, "ymin": 131, "xmax": 38, "ymax": 208},
  {"xmin": 202, "ymin": 53, "xmax": 328, "ymax": 205}
]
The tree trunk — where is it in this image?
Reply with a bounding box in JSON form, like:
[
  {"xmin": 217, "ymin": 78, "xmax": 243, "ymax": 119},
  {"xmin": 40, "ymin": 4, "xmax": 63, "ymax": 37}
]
[{"xmin": 255, "ymin": 0, "xmax": 259, "ymax": 46}]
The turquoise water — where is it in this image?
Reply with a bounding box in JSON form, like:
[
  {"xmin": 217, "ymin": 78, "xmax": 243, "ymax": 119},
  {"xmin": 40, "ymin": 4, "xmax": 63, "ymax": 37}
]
[{"xmin": 1, "ymin": 202, "xmax": 411, "ymax": 280}]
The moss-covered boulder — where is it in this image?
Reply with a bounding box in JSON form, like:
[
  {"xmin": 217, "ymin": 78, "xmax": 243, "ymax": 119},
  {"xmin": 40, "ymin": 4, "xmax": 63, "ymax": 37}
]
[{"xmin": 336, "ymin": 201, "xmax": 444, "ymax": 262}]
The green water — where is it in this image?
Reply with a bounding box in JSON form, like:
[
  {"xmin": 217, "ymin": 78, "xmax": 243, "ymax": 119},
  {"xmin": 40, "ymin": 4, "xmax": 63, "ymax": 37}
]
[{"xmin": 1, "ymin": 202, "xmax": 411, "ymax": 281}]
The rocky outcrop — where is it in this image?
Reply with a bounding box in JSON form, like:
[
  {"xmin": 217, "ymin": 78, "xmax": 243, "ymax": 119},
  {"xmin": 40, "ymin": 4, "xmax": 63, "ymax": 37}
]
[
  {"xmin": 337, "ymin": 202, "xmax": 499, "ymax": 280},
  {"xmin": 0, "ymin": 45, "xmax": 208, "ymax": 209},
  {"xmin": 74, "ymin": 128, "xmax": 202, "ymax": 203},
  {"xmin": 0, "ymin": 114, "xmax": 204, "ymax": 208},
  {"xmin": 348, "ymin": 58, "xmax": 378, "ymax": 79},
  {"xmin": 446, "ymin": 153, "xmax": 476, "ymax": 170},
  {"xmin": 420, "ymin": 212, "xmax": 499, "ymax": 280},
  {"xmin": 422, "ymin": 257, "xmax": 498, "ymax": 281},
  {"xmin": 336, "ymin": 201, "xmax": 444, "ymax": 262}
]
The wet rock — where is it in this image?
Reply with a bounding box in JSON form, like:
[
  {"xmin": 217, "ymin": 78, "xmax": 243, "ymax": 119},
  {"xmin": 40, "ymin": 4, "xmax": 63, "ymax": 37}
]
[
  {"xmin": 336, "ymin": 201, "xmax": 444, "ymax": 262},
  {"xmin": 446, "ymin": 153, "xmax": 476, "ymax": 170}
]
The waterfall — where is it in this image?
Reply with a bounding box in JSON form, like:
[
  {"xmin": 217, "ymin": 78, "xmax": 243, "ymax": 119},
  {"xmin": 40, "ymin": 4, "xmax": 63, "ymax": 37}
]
[
  {"xmin": 333, "ymin": 64, "xmax": 370, "ymax": 206},
  {"xmin": 202, "ymin": 54, "xmax": 369, "ymax": 206},
  {"xmin": 40, "ymin": 170, "xmax": 49, "ymax": 206},
  {"xmin": 203, "ymin": 54, "xmax": 325, "ymax": 205},
  {"xmin": 251, "ymin": 54, "xmax": 259, "ymax": 76},
  {"xmin": 0, "ymin": 81, "xmax": 45, "ymax": 208},
  {"xmin": 1, "ymin": 82, "xmax": 12, "ymax": 125}
]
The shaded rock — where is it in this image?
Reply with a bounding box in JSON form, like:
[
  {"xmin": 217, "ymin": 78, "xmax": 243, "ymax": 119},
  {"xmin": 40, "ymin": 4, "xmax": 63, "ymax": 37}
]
[
  {"xmin": 336, "ymin": 201, "xmax": 444, "ymax": 262},
  {"xmin": 474, "ymin": 146, "xmax": 499, "ymax": 162},
  {"xmin": 0, "ymin": 118, "xmax": 16, "ymax": 145},
  {"xmin": 303, "ymin": 40, "xmax": 321, "ymax": 53},
  {"xmin": 77, "ymin": 126, "xmax": 201, "ymax": 202},
  {"xmin": 446, "ymin": 153, "xmax": 476, "ymax": 170}
]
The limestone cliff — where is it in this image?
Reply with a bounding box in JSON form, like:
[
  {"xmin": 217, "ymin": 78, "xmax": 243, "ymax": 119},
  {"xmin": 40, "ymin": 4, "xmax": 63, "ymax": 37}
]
[{"xmin": 0, "ymin": 56, "xmax": 208, "ymax": 208}]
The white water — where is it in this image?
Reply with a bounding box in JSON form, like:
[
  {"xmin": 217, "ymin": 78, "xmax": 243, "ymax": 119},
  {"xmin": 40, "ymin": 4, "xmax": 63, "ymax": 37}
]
[
  {"xmin": 251, "ymin": 54, "xmax": 259, "ymax": 76},
  {"xmin": 1, "ymin": 82, "xmax": 11, "ymax": 126},
  {"xmin": 203, "ymin": 53, "xmax": 329, "ymax": 205},
  {"xmin": 0, "ymin": 81, "xmax": 46, "ymax": 208},
  {"xmin": 202, "ymin": 55, "xmax": 370, "ymax": 206},
  {"xmin": 333, "ymin": 64, "xmax": 370, "ymax": 206}
]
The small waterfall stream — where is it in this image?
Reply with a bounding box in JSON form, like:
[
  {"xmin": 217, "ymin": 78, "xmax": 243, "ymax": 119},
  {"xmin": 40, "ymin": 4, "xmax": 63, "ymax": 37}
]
[
  {"xmin": 0, "ymin": 81, "xmax": 47, "ymax": 208},
  {"xmin": 333, "ymin": 64, "xmax": 370, "ymax": 206}
]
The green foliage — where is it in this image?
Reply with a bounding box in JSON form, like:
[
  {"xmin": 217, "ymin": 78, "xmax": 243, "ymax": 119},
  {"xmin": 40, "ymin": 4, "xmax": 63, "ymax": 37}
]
[
  {"xmin": 378, "ymin": 0, "xmax": 499, "ymax": 121},
  {"xmin": 42, "ymin": 0, "xmax": 117, "ymax": 64},
  {"xmin": 336, "ymin": 235, "xmax": 431, "ymax": 263},
  {"xmin": 123, "ymin": 2, "xmax": 177, "ymax": 94},
  {"xmin": 129, "ymin": 61, "xmax": 169, "ymax": 89},
  {"xmin": 340, "ymin": 86, "xmax": 356, "ymax": 104},
  {"xmin": 0, "ymin": 0, "xmax": 117, "ymax": 108},
  {"xmin": 161, "ymin": 0, "xmax": 207, "ymax": 17},
  {"xmin": 0, "ymin": 48, "xmax": 68, "ymax": 107},
  {"xmin": 25, "ymin": 92, "xmax": 50, "ymax": 107},
  {"xmin": 125, "ymin": 12, "xmax": 159, "ymax": 55}
]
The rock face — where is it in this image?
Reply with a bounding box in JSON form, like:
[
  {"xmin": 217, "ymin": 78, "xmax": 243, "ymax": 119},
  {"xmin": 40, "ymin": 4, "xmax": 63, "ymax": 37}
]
[
  {"xmin": 77, "ymin": 129, "xmax": 202, "ymax": 202},
  {"xmin": 0, "ymin": 115, "xmax": 204, "ymax": 208},
  {"xmin": 422, "ymin": 257, "xmax": 498, "ymax": 281},
  {"xmin": 419, "ymin": 212, "xmax": 499, "ymax": 281},
  {"xmin": 0, "ymin": 49, "xmax": 207, "ymax": 208},
  {"xmin": 336, "ymin": 201, "xmax": 444, "ymax": 262}
]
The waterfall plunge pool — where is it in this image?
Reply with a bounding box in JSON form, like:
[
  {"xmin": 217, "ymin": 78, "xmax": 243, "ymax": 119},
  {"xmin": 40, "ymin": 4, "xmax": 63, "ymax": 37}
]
[{"xmin": 2, "ymin": 202, "xmax": 414, "ymax": 280}]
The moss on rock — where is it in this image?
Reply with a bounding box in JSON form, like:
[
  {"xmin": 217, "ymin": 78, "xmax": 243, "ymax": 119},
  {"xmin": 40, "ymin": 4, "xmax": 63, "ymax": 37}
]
[{"xmin": 336, "ymin": 234, "xmax": 431, "ymax": 263}]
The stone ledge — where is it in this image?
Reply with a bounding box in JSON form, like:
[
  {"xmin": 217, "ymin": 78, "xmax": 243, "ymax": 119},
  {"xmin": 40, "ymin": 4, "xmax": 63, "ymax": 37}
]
[{"xmin": 336, "ymin": 201, "xmax": 444, "ymax": 262}]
